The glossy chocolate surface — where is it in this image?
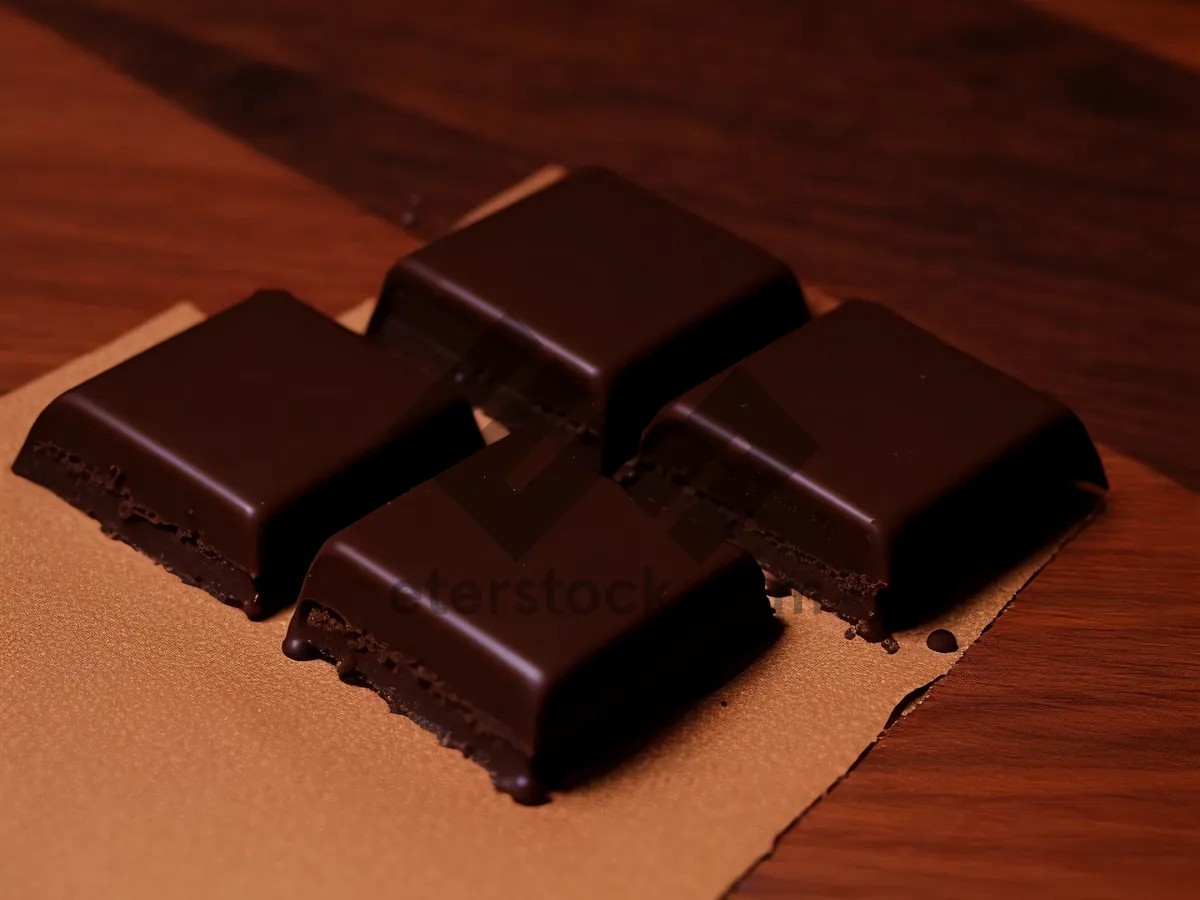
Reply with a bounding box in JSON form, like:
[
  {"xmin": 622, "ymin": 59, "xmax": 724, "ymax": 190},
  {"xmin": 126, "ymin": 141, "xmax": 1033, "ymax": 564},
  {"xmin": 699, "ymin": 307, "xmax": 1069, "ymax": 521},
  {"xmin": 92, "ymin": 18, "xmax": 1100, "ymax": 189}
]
[
  {"xmin": 623, "ymin": 300, "xmax": 1107, "ymax": 637},
  {"xmin": 283, "ymin": 433, "xmax": 776, "ymax": 803},
  {"xmin": 367, "ymin": 166, "xmax": 808, "ymax": 474},
  {"xmin": 12, "ymin": 290, "xmax": 484, "ymax": 617}
]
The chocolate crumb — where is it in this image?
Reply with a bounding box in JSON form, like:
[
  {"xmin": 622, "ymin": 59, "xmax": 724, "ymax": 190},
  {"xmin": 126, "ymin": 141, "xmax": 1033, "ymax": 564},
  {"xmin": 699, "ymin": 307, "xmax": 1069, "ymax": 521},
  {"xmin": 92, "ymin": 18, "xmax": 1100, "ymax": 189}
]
[
  {"xmin": 881, "ymin": 637, "xmax": 900, "ymax": 655},
  {"xmin": 400, "ymin": 192, "xmax": 423, "ymax": 229},
  {"xmin": 719, "ymin": 700, "xmax": 728, "ymax": 707},
  {"xmin": 926, "ymin": 628, "xmax": 959, "ymax": 653},
  {"xmin": 844, "ymin": 626, "xmax": 858, "ymax": 640}
]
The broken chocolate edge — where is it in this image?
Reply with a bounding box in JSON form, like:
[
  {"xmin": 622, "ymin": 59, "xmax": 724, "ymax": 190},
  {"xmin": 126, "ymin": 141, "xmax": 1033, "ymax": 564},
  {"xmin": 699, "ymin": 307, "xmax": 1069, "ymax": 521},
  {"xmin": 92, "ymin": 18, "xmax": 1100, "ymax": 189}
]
[{"xmin": 12, "ymin": 441, "xmax": 267, "ymax": 618}]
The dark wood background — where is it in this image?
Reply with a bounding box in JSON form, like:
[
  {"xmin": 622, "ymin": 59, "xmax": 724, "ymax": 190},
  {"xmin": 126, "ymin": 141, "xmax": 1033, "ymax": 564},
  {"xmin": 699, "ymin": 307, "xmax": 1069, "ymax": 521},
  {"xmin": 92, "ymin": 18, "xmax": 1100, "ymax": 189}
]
[{"xmin": 1, "ymin": 0, "xmax": 1197, "ymax": 896}]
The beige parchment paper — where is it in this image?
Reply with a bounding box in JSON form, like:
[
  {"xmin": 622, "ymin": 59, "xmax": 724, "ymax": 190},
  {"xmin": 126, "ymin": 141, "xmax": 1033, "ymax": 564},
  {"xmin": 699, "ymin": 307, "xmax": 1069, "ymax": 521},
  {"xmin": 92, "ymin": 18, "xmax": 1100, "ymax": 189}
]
[{"xmin": 0, "ymin": 298, "xmax": 1089, "ymax": 900}]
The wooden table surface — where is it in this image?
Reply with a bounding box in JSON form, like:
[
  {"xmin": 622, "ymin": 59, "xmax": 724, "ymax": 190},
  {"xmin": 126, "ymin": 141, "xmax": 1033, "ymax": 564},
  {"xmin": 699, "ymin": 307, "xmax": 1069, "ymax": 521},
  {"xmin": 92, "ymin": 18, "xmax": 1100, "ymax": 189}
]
[{"xmin": 2, "ymin": 1, "xmax": 1197, "ymax": 896}]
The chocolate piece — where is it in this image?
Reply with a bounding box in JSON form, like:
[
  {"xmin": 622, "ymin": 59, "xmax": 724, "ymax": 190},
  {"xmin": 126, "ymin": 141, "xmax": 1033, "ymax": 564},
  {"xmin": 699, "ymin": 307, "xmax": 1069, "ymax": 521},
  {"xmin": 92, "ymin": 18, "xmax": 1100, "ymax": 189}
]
[
  {"xmin": 621, "ymin": 299, "xmax": 1107, "ymax": 639},
  {"xmin": 283, "ymin": 433, "xmax": 777, "ymax": 804},
  {"xmin": 367, "ymin": 166, "xmax": 808, "ymax": 474},
  {"xmin": 926, "ymin": 629, "xmax": 959, "ymax": 653},
  {"xmin": 12, "ymin": 291, "xmax": 483, "ymax": 618}
]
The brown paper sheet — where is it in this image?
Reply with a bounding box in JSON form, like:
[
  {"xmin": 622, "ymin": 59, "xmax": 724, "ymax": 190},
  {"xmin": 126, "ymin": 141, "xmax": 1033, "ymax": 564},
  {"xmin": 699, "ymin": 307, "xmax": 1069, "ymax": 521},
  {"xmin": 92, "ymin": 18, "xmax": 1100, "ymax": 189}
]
[{"xmin": 0, "ymin": 300, "xmax": 1087, "ymax": 899}]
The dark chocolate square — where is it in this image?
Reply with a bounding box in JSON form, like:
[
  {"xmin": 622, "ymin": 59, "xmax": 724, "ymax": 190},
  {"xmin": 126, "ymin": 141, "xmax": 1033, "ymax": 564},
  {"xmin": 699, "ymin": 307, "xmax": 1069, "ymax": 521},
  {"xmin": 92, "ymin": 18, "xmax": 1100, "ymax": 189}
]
[
  {"xmin": 622, "ymin": 300, "xmax": 1107, "ymax": 638},
  {"xmin": 367, "ymin": 167, "xmax": 808, "ymax": 474},
  {"xmin": 12, "ymin": 290, "xmax": 484, "ymax": 618},
  {"xmin": 283, "ymin": 433, "xmax": 776, "ymax": 803}
]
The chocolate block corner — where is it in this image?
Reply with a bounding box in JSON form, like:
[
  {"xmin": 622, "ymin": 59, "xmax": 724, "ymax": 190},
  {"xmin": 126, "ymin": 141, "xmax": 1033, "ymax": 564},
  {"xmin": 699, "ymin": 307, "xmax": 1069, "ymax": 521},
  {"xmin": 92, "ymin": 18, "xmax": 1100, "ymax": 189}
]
[
  {"xmin": 367, "ymin": 166, "xmax": 808, "ymax": 475},
  {"xmin": 12, "ymin": 290, "xmax": 484, "ymax": 618},
  {"xmin": 623, "ymin": 299, "xmax": 1107, "ymax": 639},
  {"xmin": 283, "ymin": 433, "xmax": 778, "ymax": 803}
]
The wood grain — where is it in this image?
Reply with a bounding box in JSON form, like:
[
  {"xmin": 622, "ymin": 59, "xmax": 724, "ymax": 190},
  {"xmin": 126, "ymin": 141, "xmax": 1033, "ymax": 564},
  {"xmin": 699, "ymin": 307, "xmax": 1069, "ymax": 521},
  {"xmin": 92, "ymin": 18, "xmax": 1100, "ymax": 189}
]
[
  {"xmin": 1030, "ymin": 0, "xmax": 1200, "ymax": 71},
  {"xmin": 0, "ymin": 3, "xmax": 419, "ymax": 392},
  {"xmin": 5, "ymin": 0, "xmax": 542, "ymax": 237},
  {"xmin": 738, "ymin": 448, "xmax": 1200, "ymax": 898},
  {"xmin": 1, "ymin": 2, "xmax": 1198, "ymax": 897},
  {"xmin": 20, "ymin": 0, "xmax": 1200, "ymax": 490}
]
